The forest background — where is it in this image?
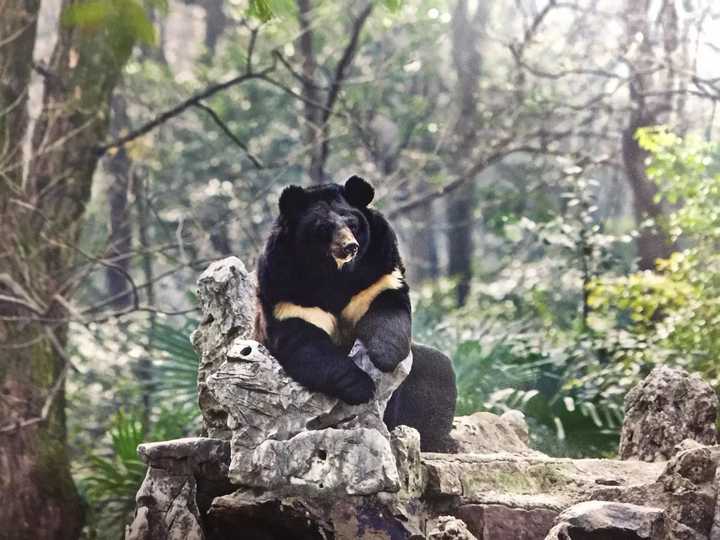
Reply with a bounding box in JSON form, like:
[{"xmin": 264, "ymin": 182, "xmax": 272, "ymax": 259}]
[{"xmin": 2, "ymin": 0, "xmax": 720, "ymax": 537}]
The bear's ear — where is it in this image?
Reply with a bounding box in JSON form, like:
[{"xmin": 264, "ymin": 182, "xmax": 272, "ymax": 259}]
[
  {"xmin": 343, "ymin": 175, "xmax": 374, "ymax": 207},
  {"xmin": 279, "ymin": 185, "xmax": 308, "ymax": 218}
]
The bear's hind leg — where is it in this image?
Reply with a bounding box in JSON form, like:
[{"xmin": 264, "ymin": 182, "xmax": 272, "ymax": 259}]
[{"xmin": 384, "ymin": 343, "xmax": 457, "ymax": 452}]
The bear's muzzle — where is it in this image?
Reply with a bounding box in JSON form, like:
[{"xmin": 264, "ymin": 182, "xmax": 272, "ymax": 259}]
[{"xmin": 331, "ymin": 227, "xmax": 359, "ymax": 269}]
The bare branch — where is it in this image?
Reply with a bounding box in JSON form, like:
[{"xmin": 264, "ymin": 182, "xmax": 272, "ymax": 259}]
[
  {"xmin": 322, "ymin": 2, "xmax": 373, "ymax": 125},
  {"xmin": 96, "ymin": 62, "xmax": 276, "ymax": 156},
  {"xmin": 195, "ymin": 102, "xmax": 265, "ymax": 169}
]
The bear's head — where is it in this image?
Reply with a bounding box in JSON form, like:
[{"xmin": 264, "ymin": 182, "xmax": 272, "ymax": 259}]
[{"xmin": 278, "ymin": 175, "xmax": 375, "ymax": 273}]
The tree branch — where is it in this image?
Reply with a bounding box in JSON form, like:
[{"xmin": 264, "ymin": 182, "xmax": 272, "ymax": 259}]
[
  {"xmin": 322, "ymin": 2, "xmax": 373, "ymax": 125},
  {"xmin": 95, "ymin": 62, "xmax": 276, "ymax": 157},
  {"xmin": 194, "ymin": 102, "xmax": 265, "ymax": 168}
]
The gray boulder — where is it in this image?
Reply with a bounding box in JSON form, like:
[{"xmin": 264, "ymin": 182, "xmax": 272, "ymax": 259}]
[
  {"xmin": 545, "ymin": 501, "xmax": 665, "ymax": 539},
  {"xmin": 619, "ymin": 366, "xmax": 718, "ymax": 462},
  {"xmin": 125, "ymin": 438, "xmax": 230, "ymax": 540},
  {"xmin": 449, "ymin": 410, "xmax": 539, "ymax": 455},
  {"xmin": 195, "ymin": 257, "xmax": 412, "ymax": 496},
  {"xmin": 192, "ymin": 257, "xmax": 258, "ymax": 438}
]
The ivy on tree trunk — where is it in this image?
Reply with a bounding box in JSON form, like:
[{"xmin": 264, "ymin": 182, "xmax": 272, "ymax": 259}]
[{"xmin": 0, "ymin": 0, "xmax": 139, "ymax": 536}]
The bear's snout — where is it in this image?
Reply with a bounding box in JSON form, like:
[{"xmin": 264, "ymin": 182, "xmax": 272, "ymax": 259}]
[
  {"xmin": 340, "ymin": 241, "xmax": 359, "ymax": 258},
  {"xmin": 331, "ymin": 226, "xmax": 359, "ymax": 269}
]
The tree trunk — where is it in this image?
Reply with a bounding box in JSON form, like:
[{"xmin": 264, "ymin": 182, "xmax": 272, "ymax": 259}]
[
  {"xmin": 0, "ymin": 2, "xmax": 83, "ymax": 537},
  {"xmin": 446, "ymin": 182, "xmax": 476, "ymax": 306},
  {"xmin": 0, "ymin": 0, "xmax": 138, "ymax": 535},
  {"xmin": 296, "ymin": 0, "xmax": 325, "ymax": 183},
  {"xmin": 200, "ymin": 0, "xmax": 227, "ymax": 56},
  {"xmin": 106, "ymin": 94, "xmax": 134, "ymax": 308},
  {"xmin": 622, "ymin": 0, "xmax": 676, "ymax": 270},
  {"xmin": 445, "ymin": 0, "xmax": 485, "ymax": 306},
  {"xmin": 135, "ymin": 173, "xmax": 156, "ymax": 431},
  {"xmin": 407, "ymin": 200, "xmax": 440, "ymax": 283},
  {"xmin": 622, "ymin": 116, "xmax": 674, "ymax": 269}
]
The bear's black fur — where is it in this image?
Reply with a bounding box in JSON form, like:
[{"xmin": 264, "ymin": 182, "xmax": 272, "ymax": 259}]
[{"xmin": 257, "ymin": 175, "xmax": 456, "ymax": 452}]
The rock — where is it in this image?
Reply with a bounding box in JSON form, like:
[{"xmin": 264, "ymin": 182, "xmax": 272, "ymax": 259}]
[
  {"xmin": 455, "ymin": 504, "xmax": 557, "ymax": 540},
  {"xmin": 125, "ymin": 467, "xmax": 204, "ymax": 540},
  {"xmin": 205, "ymin": 338, "xmax": 411, "ymax": 494},
  {"xmin": 710, "ymin": 463, "xmax": 720, "ymax": 540},
  {"xmin": 659, "ymin": 444, "xmax": 719, "ymax": 536},
  {"xmin": 232, "ymin": 427, "xmax": 400, "ymax": 496},
  {"xmin": 619, "ymin": 366, "xmax": 718, "ymax": 462},
  {"xmin": 125, "ymin": 438, "xmax": 231, "ymax": 540},
  {"xmin": 390, "ymin": 426, "xmax": 424, "ymax": 498},
  {"xmin": 449, "ymin": 411, "xmax": 540, "ymax": 455},
  {"xmin": 502, "ymin": 409, "xmax": 531, "ymax": 444},
  {"xmin": 545, "ymin": 501, "xmax": 665, "ymax": 540},
  {"xmin": 422, "ymin": 452, "xmax": 665, "ymax": 506},
  {"xmin": 205, "ymin": 339, "xmax": 337, "ymax": 453},
  {"xmin": 591, "ymin": 443, "xmax": 720, "ymax": 538},
  {"xmin": 194, "ymin": 257, "xmax": 412, "ymax": 497},
  {"xmin": 192, "ymin": 257, "xmax": 258, "ymax": 438},
  {"xmin": 208, "ymin": 489, "xmax": 425, "ymax": 539},
  {"xmin": 207, "ymin": 491, "xmax": 334, "ymax": 539},
  {"xmin": 428, "ymin": 516, "xmax": 478, "ymax": 539}
]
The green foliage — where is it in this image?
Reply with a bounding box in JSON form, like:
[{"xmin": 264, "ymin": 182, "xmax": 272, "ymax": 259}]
[
  {"xmin": 79, "ymin": 407, "xmax": 198, "ymax": 539},
  {"xmin": 62, "ymin": 0, "xmax": 161, "ymax": 59},
  {"xmin": 247, "ymin": 0, "xmax": 402, "ymax": 22},
  {"xmin": 82, "ymin": 411, "xmax": 145, "ymax": 510},
  {"xmin": 149, "ymin": 321, "xmax": 201, "ymax": 410},
  {"xmin": 412, "ymin": 164, "xmax": 629, "ymax": 457},
  {"xmin": 588, "ymin": 270, "xmax": 693, "ymax": 330},
  {"xmin": 380, "ymin": 0, "xmax": 404, "ymax": 11},
  {"xmin": 247, "ymin": 0, "xmax": 296, "ymax": 21},
  {"xmin": 70, "ymin": 317, "xmax": 202, "ymax": 538},
  {"xmin": 449, "ymin": 336, "xmax": 621, "ymax": 457},
  {"xmin": 589, "ymin": 128, "xmax": 720, "ymax": 387}
]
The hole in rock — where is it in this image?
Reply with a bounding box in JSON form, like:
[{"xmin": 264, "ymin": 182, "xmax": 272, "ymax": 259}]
[
  {"xmin": 317, "ymin": 449, "xmax": 327, "ymax": 460},
  {"xmin": 206, "ymin": 499, "xmax": 328, "ymax": 540}
]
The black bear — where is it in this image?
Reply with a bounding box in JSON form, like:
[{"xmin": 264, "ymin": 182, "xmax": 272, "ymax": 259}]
[{"xmin": 257, "ymin": 175, "xmax": 456, "ymax": 452}]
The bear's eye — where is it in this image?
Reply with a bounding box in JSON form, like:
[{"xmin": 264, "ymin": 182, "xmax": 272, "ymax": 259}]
[
  {"xmin": 347, "ymin": 219, "xmax": 360, "ymax": 235},
  {"xmin": 314, "ymin": 223, "xmax": 333, "ymax": 239}
]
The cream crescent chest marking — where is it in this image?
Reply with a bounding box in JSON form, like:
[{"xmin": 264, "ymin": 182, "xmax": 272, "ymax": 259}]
[
  {"xmin": 340, "ymin": 268, "xmax": 405, "ymax": 327},
  {"xmin": 273, "ymin": 302, "xmax": 339, "ymax": 342},
  {"xmin": 272, "ymin": 268, "xmax": 404, "ymax": 343}
]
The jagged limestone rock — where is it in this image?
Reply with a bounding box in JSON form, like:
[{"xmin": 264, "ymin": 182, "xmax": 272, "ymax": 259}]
[
  {"xmin": 501, "ymin": 409, "xmax": 531, "ymax": 444},
  {"xmin": 233, "ymin": 427, "xmax": 400, "ymax": 495},
  {"xmin": 195, "ymin": 257, "xmax": 412, "ymax": 496},
  {"xmin": 390, "ymin": 425, "xmax": 424, "ymax": 498},
  {"xmin": 710, "ymin": 463, "xmax": 720, "ymax": 540},
  {"xmin": 125, "ymin": 438, "xmax": 231, "ymax": 540},
  {"xmin": 205, "ymin": 339, "xmax": 337, "ymax": 452},
  {"xmin": 206, "ymin": 338, "xmax": 410, "ymax": 493},
  {"xmin": 544, "ymin": 501, "xmax": 666, "ymax": 540},
  {"xmin": 192, "ymin": 257, "xmax": 258, "ymax": 438},
  {"xmin": 620, "ymin": 366, "xmax": 718, "ymax": 462},
  {"xmin": 591, "ymin": 443, "xmax": 720, "ymax": 538}
]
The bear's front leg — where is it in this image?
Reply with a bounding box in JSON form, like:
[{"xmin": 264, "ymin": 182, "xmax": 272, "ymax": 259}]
[
  {"xmin": 354, "ymin": 289, "xmax": 411, "ymax": 373},
  {"xmin": 269, "ymin": 318, "xmax": 375, "ymax": 405}
]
